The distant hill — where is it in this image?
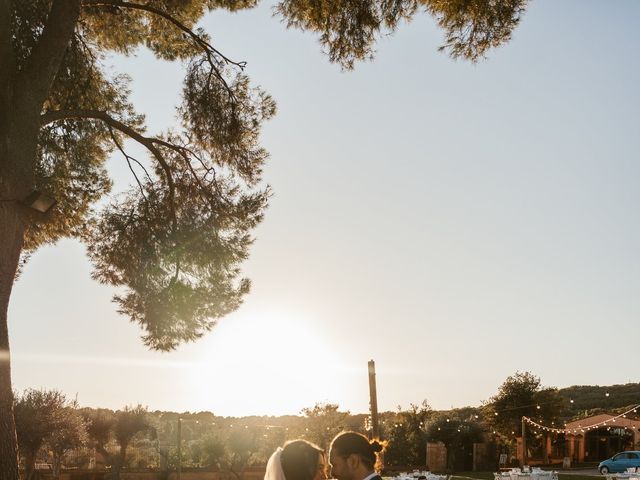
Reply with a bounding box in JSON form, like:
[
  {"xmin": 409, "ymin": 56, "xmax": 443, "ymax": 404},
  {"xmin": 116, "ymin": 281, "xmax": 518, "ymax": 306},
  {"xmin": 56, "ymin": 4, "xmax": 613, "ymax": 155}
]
[{"xmin": 558, "ymin": 382, "xmax": 640, "ymax": 417}]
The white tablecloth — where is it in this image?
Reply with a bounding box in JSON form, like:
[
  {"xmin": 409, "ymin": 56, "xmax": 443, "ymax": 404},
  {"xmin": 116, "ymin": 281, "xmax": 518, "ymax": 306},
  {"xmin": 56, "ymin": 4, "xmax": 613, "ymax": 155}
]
[
  {"xmin": 496, "ymin": 470, "xmax": 555, "ymax": 480},
  {"xmin": 394, "ymin": 474, "xmax": 447, "ymax": 480}
]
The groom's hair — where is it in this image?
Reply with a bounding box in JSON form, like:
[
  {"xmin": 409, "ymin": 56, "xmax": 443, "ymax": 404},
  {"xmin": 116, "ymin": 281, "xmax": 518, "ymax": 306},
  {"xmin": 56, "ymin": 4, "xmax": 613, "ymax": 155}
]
[
  {"xmin": 329, "ymin": 431, "xmax": 387, "ymax": 471},
  {"xmin": 281, "ymin": 439, "xmax": 324, "ymax": 480}
]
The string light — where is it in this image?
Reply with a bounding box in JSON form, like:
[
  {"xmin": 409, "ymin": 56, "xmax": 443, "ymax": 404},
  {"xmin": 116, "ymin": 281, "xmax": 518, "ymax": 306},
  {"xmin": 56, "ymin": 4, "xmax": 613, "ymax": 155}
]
[{"xmin": 522, "ymin": 404, "xmax": 640, "ymax": 434}]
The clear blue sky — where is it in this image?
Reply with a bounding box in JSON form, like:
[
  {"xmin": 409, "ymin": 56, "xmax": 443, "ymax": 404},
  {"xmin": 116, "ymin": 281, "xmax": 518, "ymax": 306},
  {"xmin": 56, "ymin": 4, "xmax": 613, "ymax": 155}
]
[{"xmin": 9, "ymin": 0, "xmax": 640, "ymax": 416}]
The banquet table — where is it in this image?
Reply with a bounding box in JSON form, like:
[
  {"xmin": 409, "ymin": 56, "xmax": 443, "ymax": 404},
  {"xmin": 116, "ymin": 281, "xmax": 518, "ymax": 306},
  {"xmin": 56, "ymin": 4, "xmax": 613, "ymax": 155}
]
[
  {"xmin": 392, "ymin": 473, "xmax": 448, "ymax": 480},
  {"xmin": 496, "ymin": 470, "xmax": 555, "ymax": 480}
]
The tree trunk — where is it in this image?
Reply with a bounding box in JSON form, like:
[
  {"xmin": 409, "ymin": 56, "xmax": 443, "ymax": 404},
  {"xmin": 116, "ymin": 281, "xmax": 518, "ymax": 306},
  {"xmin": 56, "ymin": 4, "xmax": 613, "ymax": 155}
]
[
  {"xmin": 111, "ymin": 449, "xmax": 126, "ymax": 480},
  {"xmin": 0, "ymin": 2, "xmax": 81, "ymax": 478},
  {"xmin": 52, "ymin": 452, "xmax": 62, "ymax": 479},
  {"xmin": 0, "ymin": 2, "xmax": 21, "ymax": 471},
  {"xmin": 24, "ymin": 449, "xmax": 37, "ymax": 480},
  {"xmin": 0, "ymin": 94, "xmax": 39, "ymax": 479},
  {"xmin": 0, "ymin": 199, "xmax": 25, "ymax": 480}
]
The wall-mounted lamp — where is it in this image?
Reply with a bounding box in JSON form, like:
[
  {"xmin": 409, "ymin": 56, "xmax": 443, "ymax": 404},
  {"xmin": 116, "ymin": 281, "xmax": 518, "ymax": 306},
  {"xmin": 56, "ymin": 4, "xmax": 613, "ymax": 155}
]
[{"xmin": 22, "ymin": 191, "xmax": 56, "ymax": 213}]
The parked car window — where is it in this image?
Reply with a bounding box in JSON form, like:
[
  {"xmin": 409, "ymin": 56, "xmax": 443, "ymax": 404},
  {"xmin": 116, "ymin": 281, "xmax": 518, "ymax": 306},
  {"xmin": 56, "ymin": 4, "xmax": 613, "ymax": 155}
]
[{"xmin": 628, "ymin": 453, "xmax": 639, "ymax": 459}]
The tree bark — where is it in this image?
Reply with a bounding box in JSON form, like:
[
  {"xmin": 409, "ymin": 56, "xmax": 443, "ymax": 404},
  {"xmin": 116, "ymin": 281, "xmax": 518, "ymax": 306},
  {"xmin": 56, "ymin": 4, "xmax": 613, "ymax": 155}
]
[
  {"xmin": 52, "ymin": 452, "xmax": 62, "ymax": 480},
  {"xmin": 0, "ymin": 183, "xmax": 25, "ymax": 480},
  {"xmin": 0, "ymin": 2, "xmax": 81, "ymax": 479},
  {"xmin": 111, "ymin": 449, "xmax": 124, "ymax": 480},
  {"xmin": 0, "ymin": 78, "xmax": 40, "ymax": 480},
  {"xmin": 0, "ymin": 10, "xmax": 20, "ymax": 465},
  {"xmin": 24, "ymin": 449, "xmax": 37, "ymax": 480}
]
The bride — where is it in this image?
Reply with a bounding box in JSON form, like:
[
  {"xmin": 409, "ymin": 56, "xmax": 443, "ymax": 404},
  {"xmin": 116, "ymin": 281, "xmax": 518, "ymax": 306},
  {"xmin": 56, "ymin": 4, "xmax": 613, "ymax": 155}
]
[{"xmin": 265, "ymin": 440, "xmax": 327, "ymax": 480}]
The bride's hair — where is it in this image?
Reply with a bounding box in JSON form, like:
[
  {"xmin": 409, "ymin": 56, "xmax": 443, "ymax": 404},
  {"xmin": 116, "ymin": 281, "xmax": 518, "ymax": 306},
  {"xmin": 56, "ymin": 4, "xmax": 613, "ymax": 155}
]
[
  {"xmin": 329, "ymin": 432, "xmax": 387, "ymax": 472},
  {"xmin": 280, "ymin": 439, "xmax": 324, "ymax": 480}
]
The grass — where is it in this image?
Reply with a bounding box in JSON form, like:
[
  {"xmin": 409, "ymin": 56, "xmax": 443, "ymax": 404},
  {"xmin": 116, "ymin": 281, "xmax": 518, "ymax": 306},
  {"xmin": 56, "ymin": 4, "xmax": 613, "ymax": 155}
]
[{"xmin": 450, "ymin": 473, "xmax": 599, "ymax": 480}]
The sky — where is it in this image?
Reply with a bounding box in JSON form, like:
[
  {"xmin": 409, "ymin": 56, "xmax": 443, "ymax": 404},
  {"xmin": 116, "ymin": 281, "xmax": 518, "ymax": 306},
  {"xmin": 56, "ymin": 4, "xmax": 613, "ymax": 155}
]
[{"xmin": 8, "ymin": 0, "xmax": 640, "ymax": 417}]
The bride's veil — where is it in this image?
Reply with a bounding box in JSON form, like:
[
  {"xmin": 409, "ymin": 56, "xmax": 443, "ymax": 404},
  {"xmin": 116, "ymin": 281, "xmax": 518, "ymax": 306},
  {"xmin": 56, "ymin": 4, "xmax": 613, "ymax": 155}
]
[{"xmin": 264, "ymin": 447, "xmax": 287, "ymax": 480}]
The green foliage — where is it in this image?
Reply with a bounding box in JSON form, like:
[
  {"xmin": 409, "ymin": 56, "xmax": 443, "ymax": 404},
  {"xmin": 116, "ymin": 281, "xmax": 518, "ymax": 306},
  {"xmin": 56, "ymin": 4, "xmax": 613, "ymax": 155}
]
[
  {"xmin": 425, "ymin": 411, "xmax": 483, "ymax": 470},
  {"xmin": 484, "ymin": 372, "xmax": 565, "ymax": 444},
  {"xmin": 14, "ymin": 389, "xmax": 87, "ymax": 479},
  {"xmin": 7, "ymin": 0, "xmax": 529, "ymax": 353},
  {"xmin": 192, "ymin": 434, "xmax": 226, "ymax": 468},
  {"xmin": 558, "ymin": 383, "xmax": 640, "ymax": 417},
  {"xmin": 82, "ymin": 408, "xmax": 116, "ymax": 449},
  {"xmin": 2, "ymin": 3, "xmax": 530, "ymax": 474},
  {"xmin": 384, "ymin": 401, "xmax": 432, "ymax": 467},
  {"xmin": 274, "ymin": 0, "xmax": 419, "ymax": 69},
  {"xmin": 83, "ymin": 405, "xmax": 154, "ymax": 478},
  {"xmin": 221, "ymin": 428, "xmax": 261, "ymax": 478},
  {"xmin": 112, "ymin": 405, "xmax": 155, "ymax": 452},
  {"xmin": 47, "ymin": 406, "xmax": 88, "ymax": 477},
  {"xmin": 300, "ymin": 402, "xmax": 350, "ymax": 449},
  {"xmin": 423, "ymin": 0, "xmax": 528, "ymax": 61},
  {"xmin": 9, "ymin": 0, "xmax": 278, "ymax": 353},
  {"xmin": 275, "ymin": 0, "xmax": 527, "ymax": 69}
]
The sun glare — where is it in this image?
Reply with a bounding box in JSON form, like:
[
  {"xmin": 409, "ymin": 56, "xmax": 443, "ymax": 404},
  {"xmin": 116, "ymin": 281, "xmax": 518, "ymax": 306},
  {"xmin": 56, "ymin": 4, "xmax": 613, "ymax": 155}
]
[{"xmin": 187, "ymin": 310, "xmax": 345, "ymax": 416}]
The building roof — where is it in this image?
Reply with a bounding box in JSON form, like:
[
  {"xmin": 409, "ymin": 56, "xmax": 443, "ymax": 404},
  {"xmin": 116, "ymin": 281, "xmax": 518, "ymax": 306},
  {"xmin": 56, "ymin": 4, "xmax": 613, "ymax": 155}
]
[{"xmin": 565, "ymin": 414, "xmax": 640, "ymax": 431}]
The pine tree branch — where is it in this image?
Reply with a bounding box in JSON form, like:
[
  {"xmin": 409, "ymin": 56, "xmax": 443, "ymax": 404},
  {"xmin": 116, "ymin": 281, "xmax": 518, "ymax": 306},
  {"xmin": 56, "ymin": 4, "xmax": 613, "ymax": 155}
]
[
  {"xmin": 106, "ymin": 125, "xmax": 149, "ymax": 201},
  {"xmin": 82, "ymin": 0, "xmax": 245, "ymax": 99},
  {"xmin": 40, "ymin": 109, "xmax": 177, "ymax": 230},
  {"xmin": 19, "ymin": 0, "xmax": 82, "ymax": 110}
]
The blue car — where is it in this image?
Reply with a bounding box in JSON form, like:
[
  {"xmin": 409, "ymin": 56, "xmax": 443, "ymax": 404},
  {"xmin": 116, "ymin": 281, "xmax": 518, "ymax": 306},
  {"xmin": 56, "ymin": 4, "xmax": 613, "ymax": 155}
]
[{"xmin": 599, "ymin": 451, "xmax": 640, "ymax": 474}]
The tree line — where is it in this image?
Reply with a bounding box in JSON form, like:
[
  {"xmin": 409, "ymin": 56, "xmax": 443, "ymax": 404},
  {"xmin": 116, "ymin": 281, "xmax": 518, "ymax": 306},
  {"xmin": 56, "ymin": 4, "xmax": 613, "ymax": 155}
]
[{"xmin": 15, "ymin": 373, "xmax": 640, "ymax": 476}]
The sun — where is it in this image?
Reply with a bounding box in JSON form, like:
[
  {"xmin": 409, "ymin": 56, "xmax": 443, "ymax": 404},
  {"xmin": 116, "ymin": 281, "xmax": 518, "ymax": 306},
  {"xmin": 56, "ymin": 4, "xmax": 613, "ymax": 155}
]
[{"xmin": 187, "ymin": 308, "xmax": 344, "ymax": 416}]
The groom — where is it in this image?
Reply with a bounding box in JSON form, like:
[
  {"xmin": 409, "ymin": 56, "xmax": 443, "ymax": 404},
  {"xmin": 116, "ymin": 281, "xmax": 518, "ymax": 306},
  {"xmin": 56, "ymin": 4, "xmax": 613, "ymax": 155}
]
[{"xmin": 328, "ymin": 432, "xmax": 385, "ymax": 480}]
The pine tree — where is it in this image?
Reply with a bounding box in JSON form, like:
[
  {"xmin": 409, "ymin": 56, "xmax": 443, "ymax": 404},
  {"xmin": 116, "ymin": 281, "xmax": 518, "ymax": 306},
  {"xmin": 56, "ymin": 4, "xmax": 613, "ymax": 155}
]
[{"xmin": 0, "ymin": 2, "xmax": 527, "ymax": 478}]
